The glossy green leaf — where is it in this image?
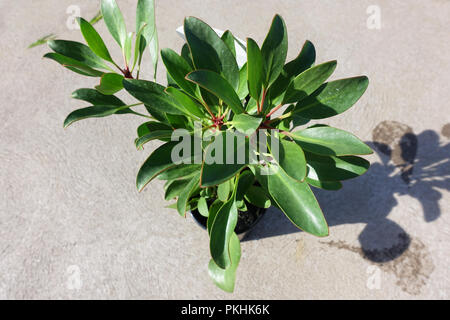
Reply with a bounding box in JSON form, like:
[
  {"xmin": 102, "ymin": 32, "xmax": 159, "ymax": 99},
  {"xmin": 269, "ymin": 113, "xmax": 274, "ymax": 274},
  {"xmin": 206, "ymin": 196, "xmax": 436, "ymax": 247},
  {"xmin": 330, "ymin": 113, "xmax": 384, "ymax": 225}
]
[
  {"xmin": 237, "ymin": 63, "xmax": 249, "ymax": 100},
  {"xmin": 230, "ymin": 114, "xmax": 262, "ymax": 136},
  {"xmin": 137, "ymin": 121, "xmax": 172, "ymax": 138},
  {"xmin": 197, "ymin": 197, "xmax": 209, "ymax": 217},
  {"xmin": 63, "ymin": 104, "xmax": 129, "ymax": 128},
  {"xmin": 272, "ymin": 137, "xmax": 307, "ymax": 182},
  {"xmin": 95, "ymin": 73, "xmax": 124, "ymax": 95},
  {"xmin": 72, "ymin": 88, "xmax": 125, "ymax": 106},
  {"xmin": 246, "ymin": 38, "xmax": 265, "ymax": 101},
  {"xmin": 43, "ymin": 52, "xmax": 104, "ymax": 77},
  {"xmin": 289, "ymin": 126, "xmax": 373, "ymax": 156},
  {"xmin": 207, "ymin": 200, "xmax": 224, "ymax": 234},
  {"xmin": 261, "ymin": 15, "xmax": 288, "ymax": 86},
  {"xmin": 293, "ymin": 76, "xmax": 369, "ymax": 119},
  {"xmin": 256, "ymin": 165, "xmax": 329, "ymax": 236},
  {"xmin": 157, "ymin": 164, "xmax": 201, "ymax": 180},
  {"xmin": 210, "ymin": 185, "xmax": 238, "ymax": 268},
  {"xmin": 283, "ymin": 60, "xmax": 337, "ymax": 104},
  {"xmin": 244, "ymin": 186, "xmax": 271, "ymax": 208},
  {"xmin": 164, "ymin": 179, "xmax": 190, "ymax": 200},
  {"xmin": 149, "ymin": 19, "xmax": 159, "ymax": 80},
  {"xmin": 133, "ymin": 22, "xmax": 147, "ymax": 71},
  {"xmin": 161, "ymin": 49, "xmax": 198, "ymax": 97},
  {"xmin": 165, "ymin": 87, "xmax": 205, "ymax": 118},
  {"xmin": 177, "ymin": 172, "xmax": 201, "ymax": 216},
  {"xmin": 135, "ymin": 130, "xmax": 173, "ymax": 149},
  {"xmin": 136, "ymin": 0, "xmax": 156, "ymax": 50},
  {"xmin": 201, "ymin": 132, "xmax": 249, "ymax": 187},
  {"xmin": 269, "ymin": 40, "xmax": 316, "ymax": 102},
  {"xmin": 235, "ymin": 170, "xmax": 255, "ymax": 202},
  {"xmin": 77, "ymin": 17, "xmax": 113, "ymax": 63},
  {"xmin": 306, "ymin": 178, "xmax": 342, "ymax": 190},
  {"xmin": 124, "ymin": 32, "xmax": 133, "ymax": 65},
  {"xmin": 101, "ymin": 0, "xmax": 127, "ymax": 48},
  {"xmin": 48, "ymin": 40, "xmax": 110, "ymax": 70},
  {"xmin": 123, "ymin": 79, "xmax": 185, "ymax": 115},
  {"xmin": 208, "ymin": 232, "xmax": 241, "ymax": 292},
  {"xmin": 184, "ymin": 17, "xmax": 239, "ymax": 90},
  {"xmin": 221, "ymin": 30, "xmax": 236, "ymax": 57},
  {"xmin": 186, "ymin": 70, "xmax": 244, "ymax": 114},
  {"xmin": 181, "ymin": 43, "xmax": 194, "ymax": 68},
  {"xmin": 217, "ymin": 180, "xmax": 231, "ymax": 202}
]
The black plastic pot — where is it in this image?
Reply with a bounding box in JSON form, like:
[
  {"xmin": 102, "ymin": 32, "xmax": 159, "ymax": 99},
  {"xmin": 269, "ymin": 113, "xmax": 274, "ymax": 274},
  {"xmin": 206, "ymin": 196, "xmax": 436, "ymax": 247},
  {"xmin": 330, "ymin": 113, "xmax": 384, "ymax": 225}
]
[{"xmin": 190, "ymin": 201, "xmax": 266, "ymax": 240}]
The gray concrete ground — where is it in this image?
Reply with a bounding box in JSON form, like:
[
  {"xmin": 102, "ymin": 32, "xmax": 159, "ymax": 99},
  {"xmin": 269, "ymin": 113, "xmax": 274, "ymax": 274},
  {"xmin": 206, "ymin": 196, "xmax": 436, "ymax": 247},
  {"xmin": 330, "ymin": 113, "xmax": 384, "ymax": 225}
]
[{"xmin": 0, "ymin": 0, "xmax": 449, "ymax": 299}]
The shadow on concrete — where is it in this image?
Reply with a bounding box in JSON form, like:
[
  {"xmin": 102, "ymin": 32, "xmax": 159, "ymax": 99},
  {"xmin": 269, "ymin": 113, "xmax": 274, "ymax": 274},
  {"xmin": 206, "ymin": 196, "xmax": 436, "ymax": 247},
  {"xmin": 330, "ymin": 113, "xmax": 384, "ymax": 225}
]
[{"xmin": 245, "ymin": 121, "xmax": 450, "ymax": 263}]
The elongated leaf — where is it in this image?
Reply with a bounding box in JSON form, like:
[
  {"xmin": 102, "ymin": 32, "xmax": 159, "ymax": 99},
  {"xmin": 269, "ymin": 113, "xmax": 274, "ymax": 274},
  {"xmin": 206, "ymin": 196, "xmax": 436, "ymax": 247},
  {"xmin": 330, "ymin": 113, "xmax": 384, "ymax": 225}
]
[
  {"xmin": 208, "ymin": 232, "xmax": 241, "ymax": 292},
  {"xmin": 149, "ymin": 24, "xmax": 159, "ymax": 80},
  {"xmin": 247, "ymin": 38, "xmax": 265, "ymax": 101},
  {"xmin": 255, "ymin": 165, "xmax": 329, "ymax": 236},
  {"xmin": 217, "ymin": 180, "xmax": 231, "ymax": 201},
  {"xmin": 43, "ymin": 52, "xmax": 104, "ymax": 77},
  {"xmin": 181, "ymin": 43, "xmax": 194, "ymax": 68},
  {"xmin": 177, "ymin": 172, "xmax": 201, "ymax": 216},
  {"xmin": 95, "ymin": 73, "xmax": 124, "ymax": 95},
  {"xmin": 63, "ymin": 105, "xmax": 126, "ymax": 128},
  {"xmin": 101, "ymin": 0, "xmax": 127, "ymax": 48},
  {"xmin": 135, "ymin": 130, "xmax": 173, "ymax": 149},
  {"xmin": 187, "ymin": 70, "xmax": 244, "ymax": 114},
  {"xmin": 293, "ymin": 76, "xmax": 369, "ymax": 119},
  {"xmin": 306, "ymin": 178, "xmax": 342, "ymax": 190},
  {"xmin": 165, "ymin": 87, "xmax": 205, "ymax": 119},
  {"xmin": 48, "ymin": 40, "xmax": 110, "ymax": 70},
  {"xmin": 269, "ymin": 40, "xmax": 316, "ymax": 102},
  {"xmin": 124, "ymin": 32, "xmax": 133, "ymax": 65},
  {"xmin": 207, "ymin": 200, "xmax": 224, "ymax": 234},
  {"xmin": 244, "ymin": 186, "xmax": 271, "ymax": 208},
  {"xmin": 261, "ymin": 15, "xmax": 288, "ymax": 86},
  {"xmin": 184, "ymin": 17, "xmax": 239, "ymax": 90},
  {"xmin": 237, "ymin": 63, "xmax": 249, "ymax": 99},
  {"xmin": 272, "ymin": 138, "xmax": 307, "ymax": 182},
  {"xmin": 197, "ymin": 197, "xmax": 209, "ymax": 217},
  {"xmin": 305, "ymin": 152, "xmax": 370, "ymax": 181},
  {"xmin": 210, "ymin": 186, "xmax": 238, "ymax": 268},
  {"xmin": 201, "ymin": 132, "xmax": 249, "ymax": 187},
  {"xmin": 137, "ymin": 121, "xmax": 172, "ymax": 138},
  {"xmin": 133, "ymin": 22, "xmax": 147, "ymax": 71},
  {"xmin": 157, "ymin": 164, "xmax": 200, "ymax": 180},
  {"xmin": 161, "ymin": 49, "xmax": 197, "ymax": 97},
  {"xmin": 77, "ymin": 17, "xmax": 113, "ymax": 63},
  {"xmin": 221, "ymin": 30, "xmax": 236, "ymax": 57},
  {"xmin": 164, "ymin": 178, "xmax": 190, "ymax": 200},
  {"xmin": 137, "ymin": 0, "xmax": 158, "ymax": 79},
  {"xmin": 235, "ymin": 170, "xmax": 255, "ymax": 202},
  {"xmin": 283, "ymin": 61, "xmax": 337, "ymax": 104},
  {"xmin": 123, "ymin": 79, "xmax": 185, "ymax": 115},
  {"xmin": 290, "ymin": 126, "xmax": 373, "ymax": 156},
  {"xmin": 231, "ymin": 114, "xmax": 262, "ymax": 136},
  {"xmin": 72, "ymin": 88, "xmax": 124, "ymax": 106}
]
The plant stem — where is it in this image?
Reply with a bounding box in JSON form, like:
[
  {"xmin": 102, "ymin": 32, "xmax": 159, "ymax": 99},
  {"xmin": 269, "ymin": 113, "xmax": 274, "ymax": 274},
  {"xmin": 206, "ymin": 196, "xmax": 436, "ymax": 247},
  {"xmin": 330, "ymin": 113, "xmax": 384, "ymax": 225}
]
[{"xmin": 266, "ymin": 103, "xmax": 283, "ymax": 118}]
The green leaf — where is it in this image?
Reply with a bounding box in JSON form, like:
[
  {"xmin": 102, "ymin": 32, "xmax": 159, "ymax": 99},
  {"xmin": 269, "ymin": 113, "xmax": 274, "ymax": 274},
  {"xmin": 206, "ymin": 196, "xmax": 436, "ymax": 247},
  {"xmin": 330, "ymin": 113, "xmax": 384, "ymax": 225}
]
[
  {"xmin": 28, "ymin": 33, "xmax": 56, "ymax": 49},
  {"xmin": 217, "ymin": 180, "xmax": 231, "ymax": 201},
  {"xmin": 283, "ymin": 61, "xmax": 337, "ymax": 104},
  {"xmin": 207, "ymin": 200, "xmax": 223, "ymax": 234},
  {"xmin": 289, "ymin": 126, "xmax": 373, "ymax": 156},
  {"xmin": 235, "ymin": 170, "xmax": 255, "ymax": 202},
  {"xmin": 181, "ymin": 43, "xmax": 194, "ymax": 68},
  {"xmin": 201, "ymin": 132, "xmax": 249, "ymax": 187},
  {"xmin": 184, "ymin": 17, "xmax": 239, "ymax": 91},
  {"xmin": 306, "ymin": 178, "xmax": 342, "ymax": 191},
  {"xmin": 177, "ymin": 172, "xmax": 201, "ymax": 216},
  {"xmin": 244, "ymin": 186, "xmax": 271, "ymax": 208},
  {"xmin": 77, "ymin": 17, "xmax": 113, "ymax": 63},
  {"xmin": 48, "ymin": 40, "xmax": 110, "ymax": 70},
  {"xmin": 164, "ymin": 179, "xmax": 190, "ymax": 200},
  {"xmin": 148, "ymin": 17, "xmax": 159, "ymax": 80},
  {"xmin": 43, "ymin": 52, "xmax": 104, "ymax": 77},
  {"xmin": 230, "ymin": 114, "xmax": 262, "ymax": 136},
  {"xmin": 186, "ymin": 70, "xmax": 244, "ymax": 115},
  {"xmin": 197, "ymin": 197, "xmax": 209, "ymax": 217},
  {"xmin": 136, "ymin": 0, "xmax": 159, "ymax": 79},
  {"xmin": 136, "ymin": 141, "xmax": 180, "ymax": 191},
  {"xmin": 221, "ymin": 30, "xmax": 236, "ymax": 57},
  {"xmin": 137, "ymin": 121, "xmax": 172, "ymax": 138},
  {"xmin": 135, "ymin": 130, "xmax": 173, "ymax": 149},
  {"xmin": 261, "ymin": 15, "xmax": 288, "ymax": 86},
  {"xmin": 165, "ymin": 87, "xmax": 205, "ymax": 119},
  {"xmin": 237, "ymin": 63, "xmax": 249, "ymax": 100},
  {"xmin": 157, "ymin": 164, "xmax": 200, "ymax": 180},
  {"xmin": 101, "ymin": 0, "xmax": 127, "ymax": 48},
  {"xmin": 210, "ymin": 185, "xmax": 238, "ymax": 268},
  {"xmin": 269, "ymin": 40, "xmax": 316, "ymax": 102},
  {"xmin": 124, "ymin": 32, "xmax": 133, "ymax": 65},
  {"xmin": 161, "ymin": 49, "xmax": 198, "ymax": 97},
  {"xmin": 133, "ymin": 22, "xmax": 147, "ymax": 71},
  {"xmin": 272, "ymin": 137, "xmax": 307, "ymax": 182},
  {"xmin": 255, "ymin": 165, "xmax": 329, "ymax": 237},
  {"xmin": 246, "ymin": 38, "xmax": 265, "ymax": 101},
  {"xmin": 123, "ymin": 79, "xmax": 185, "ymax": 115},
  {"xmin": 305, "ymin": 152, "xmax": 370, "ymax": 181},
  {"xmin": 63, "ymin": 104, "xmax": 128, "ymax": 128},
  {"xmin": 95, "ymin": 73, "xmax": 124, "ymax": 95},
  {"xmin": 208, "ymin": 232, "xmax": 241, "ymax": 293},
  {"xmin": 72, "ymin": 88, "xmax": 125, "ymax": 106},
  {"xmin": 293, "ymin": 76, "xmax": 369, "ymax": 119}
]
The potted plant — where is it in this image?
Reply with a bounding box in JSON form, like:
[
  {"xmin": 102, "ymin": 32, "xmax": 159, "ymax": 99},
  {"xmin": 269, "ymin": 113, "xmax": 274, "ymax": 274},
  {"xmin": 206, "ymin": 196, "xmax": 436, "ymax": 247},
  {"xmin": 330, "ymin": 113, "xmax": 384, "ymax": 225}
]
[{"xmin": 42, "ymin": 0, "xmax": 372, "ymax": 292}]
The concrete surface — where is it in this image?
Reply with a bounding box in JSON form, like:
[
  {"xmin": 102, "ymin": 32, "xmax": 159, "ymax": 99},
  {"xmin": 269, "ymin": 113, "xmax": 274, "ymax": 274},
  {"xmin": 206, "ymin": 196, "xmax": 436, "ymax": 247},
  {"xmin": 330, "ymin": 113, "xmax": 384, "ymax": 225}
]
[{"xmin": 0, "ymin": 0, "xmax": 449, "ymax": 299}]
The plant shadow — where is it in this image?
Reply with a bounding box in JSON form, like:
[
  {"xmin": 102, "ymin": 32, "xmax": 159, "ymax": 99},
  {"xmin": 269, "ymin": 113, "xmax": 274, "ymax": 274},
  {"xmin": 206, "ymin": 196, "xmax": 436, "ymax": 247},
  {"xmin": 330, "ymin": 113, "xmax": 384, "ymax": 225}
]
[{"xmin": 244, "ymin": 121, "xmax": 450, "ymax": 263}]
